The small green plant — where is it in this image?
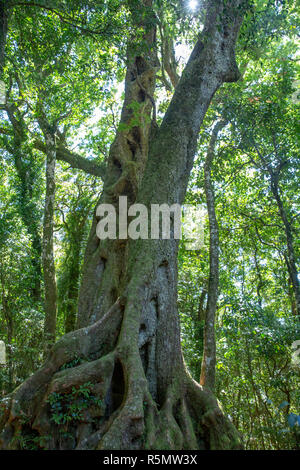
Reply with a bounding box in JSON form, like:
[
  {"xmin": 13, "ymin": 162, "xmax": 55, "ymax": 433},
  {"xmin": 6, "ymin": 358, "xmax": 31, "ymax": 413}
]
[
  {"xmin": 47, "ymin": 382, "xmax": 103, "ymax": 426},
  {"xmin": 59, "ymin": 356, "xmax": 84, "ymax": 371},
  {"xmin": 19, "ymin": 433, "xmax": 51, "ymax": 450}
]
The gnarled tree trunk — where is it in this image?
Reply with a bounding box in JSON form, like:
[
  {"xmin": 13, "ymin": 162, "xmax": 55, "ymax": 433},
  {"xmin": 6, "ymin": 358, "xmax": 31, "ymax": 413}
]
[{"xmin": 0, "ymin": 0, "xmax": 248, "ymax": 450}]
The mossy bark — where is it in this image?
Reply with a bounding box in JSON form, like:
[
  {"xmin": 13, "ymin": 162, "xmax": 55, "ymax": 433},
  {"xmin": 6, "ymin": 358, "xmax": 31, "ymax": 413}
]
[{"xmin": 0, "ymin": 0, "xmax": 248, "ymax": 450}]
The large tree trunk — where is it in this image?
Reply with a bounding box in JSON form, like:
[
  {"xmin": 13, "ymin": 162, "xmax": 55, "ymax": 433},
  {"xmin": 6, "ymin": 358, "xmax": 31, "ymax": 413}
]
[
  {"xmin": 76, "ymin": 0, "xmax": 159, "ymax": 329},
  {"xmin": 0, "ymin": 0, "xmax": 247, "ymax": 450}
]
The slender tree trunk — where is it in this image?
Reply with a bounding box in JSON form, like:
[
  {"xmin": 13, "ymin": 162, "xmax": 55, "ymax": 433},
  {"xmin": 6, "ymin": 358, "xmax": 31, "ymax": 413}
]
[
  {"xmin": 2, "ymin": 306, "xmax": 13, "ymax": 393},
  {"xmin": 63, "ymin": 235, "xmax": 83, "ymax": 334},
  {"xmin": 270, "ymin": 178, "xmax": 300, "ymax": 316},
  {"xmin": 5, "ymin": 106, "xmax": 42, "ymax": 300},
  {"xmin": 253, "ymin": 247, "xmax": 263, "ymax": 308},
  {"xmin": 41, "ymin": 131, "xmax": 57, "ymax": 353},
  {"xmin": 160, "ymin": 31, "xmax": 180, "ymax": 89},
  {"xmin": 200, "ymin": 120, "xmax": 226, "ymax": 391},
  {"xmin": 13, "ymin": 147, "xmax": 42, "ymax": 300},
  {"xmin": 58, "ymin": 195, "xmax": 92, "ymax": 333},
  {"xmin": 0, "ymin": 268, "xmax": 13, "ymax": 393},
  {"xmin": 288, "ymin": 275, "xmax": 297, "ymax": 316},
  {"xmin": 0, "ymin": 0, "xmax": 248, "ymax": 450},
  {"xmin": 197, "ymin": 286, "xmax": 207, "ymax": 322},
  {"xmin": 0, "ymin": 0, "xmax": 7, "ymax": 79},
  {"xmin": 5, "ymin": 315, "xmax": 13, "ymax": 394},
  {"xmin": 245, "ymin": 337, "xmax": 266, "ymax": 450}
]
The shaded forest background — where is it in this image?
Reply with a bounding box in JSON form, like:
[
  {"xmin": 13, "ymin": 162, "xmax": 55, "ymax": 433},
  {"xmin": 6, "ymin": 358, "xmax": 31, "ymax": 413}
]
[{"xmin": 0, "ymin": 0, "xmax": 299, "ymax": 450}]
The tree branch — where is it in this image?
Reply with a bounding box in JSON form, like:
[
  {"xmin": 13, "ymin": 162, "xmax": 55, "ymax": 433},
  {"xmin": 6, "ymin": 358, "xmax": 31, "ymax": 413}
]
[{"xmin": 34, "ymin": 139, "xmax": 106, "ymax": 179}]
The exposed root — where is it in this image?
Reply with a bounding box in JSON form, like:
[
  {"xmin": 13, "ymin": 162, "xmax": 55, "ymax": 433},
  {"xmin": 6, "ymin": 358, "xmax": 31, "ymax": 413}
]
[
  {"xmin": 0, "ymin": 299, "xmax": 123, "ymax": 449},
  {"xmin": 0, "ymin": 297, "xmax": 242, "ymax": 450}
]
